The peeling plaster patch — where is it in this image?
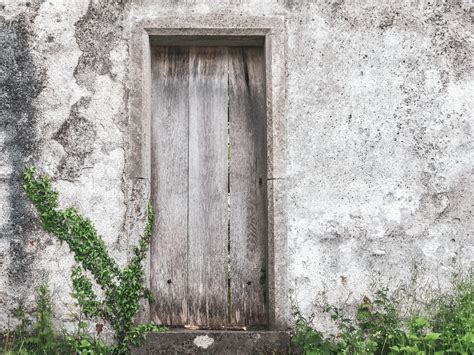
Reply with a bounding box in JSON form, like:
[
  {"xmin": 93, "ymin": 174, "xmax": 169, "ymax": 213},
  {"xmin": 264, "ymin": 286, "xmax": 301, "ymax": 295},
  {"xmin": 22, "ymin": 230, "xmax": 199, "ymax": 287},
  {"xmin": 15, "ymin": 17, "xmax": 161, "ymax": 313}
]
[
  {"xmin": 54, "ymin": 97, "xmax": 97, "ymax": 179},
  {"xmin": 46, "ymin": 0, "xmax": 130, "ymax": 178},
  {"xmin": 51, "ymin": 106, "xmax": 94, "ymax": 177},
  {"xmin": 32, "ymin": 0, "xmax": 90, "ymax": 141},
  {"xmin": 193, "ymin": 335, "xmax": 215, "ymax": 349},
  {"xmin": 73, "ymin": 0, "xmax": 129, "ymax": 90}
]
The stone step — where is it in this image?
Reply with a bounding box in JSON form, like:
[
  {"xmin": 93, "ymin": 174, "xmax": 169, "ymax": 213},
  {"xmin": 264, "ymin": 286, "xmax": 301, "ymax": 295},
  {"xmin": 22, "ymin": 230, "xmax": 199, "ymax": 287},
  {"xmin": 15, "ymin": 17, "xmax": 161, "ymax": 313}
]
[{"xmin": 132, "ymin": 330, "xmax": 293, "ymax": 354}]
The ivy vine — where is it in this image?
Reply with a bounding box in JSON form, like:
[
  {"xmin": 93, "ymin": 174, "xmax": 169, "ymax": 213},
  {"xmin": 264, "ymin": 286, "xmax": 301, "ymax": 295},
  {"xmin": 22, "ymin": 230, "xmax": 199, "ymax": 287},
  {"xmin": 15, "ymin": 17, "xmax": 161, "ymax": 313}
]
[{"xmin": 23, "ymin": 167, "xmax": 165, "ymax": 354}]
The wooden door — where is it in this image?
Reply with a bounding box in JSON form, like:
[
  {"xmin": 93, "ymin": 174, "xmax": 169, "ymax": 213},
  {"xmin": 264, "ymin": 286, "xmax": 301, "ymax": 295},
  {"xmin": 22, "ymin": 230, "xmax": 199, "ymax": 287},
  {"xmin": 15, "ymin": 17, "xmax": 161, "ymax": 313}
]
[{"xmin": 150, "ymin": 46, "xmax": 267, "ymax": 328}]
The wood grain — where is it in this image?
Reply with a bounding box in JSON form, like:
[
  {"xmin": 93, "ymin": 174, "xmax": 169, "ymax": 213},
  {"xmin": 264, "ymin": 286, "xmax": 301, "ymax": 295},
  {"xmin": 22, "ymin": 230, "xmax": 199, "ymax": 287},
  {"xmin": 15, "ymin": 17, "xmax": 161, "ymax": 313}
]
[
  {"xmin": 228, "ymin": 47, "xmax": 267, "ymax": 326},
  {"xmin": 187, "ymin": 47, "xmax": 229, "ymax": 327},
  {"xmin": 150, "ymin": 45, "xmax": 267, "ymax": 328},
  {"xmin": 150, "ymin": 47, "xmax": 189, "ymax": 326}
]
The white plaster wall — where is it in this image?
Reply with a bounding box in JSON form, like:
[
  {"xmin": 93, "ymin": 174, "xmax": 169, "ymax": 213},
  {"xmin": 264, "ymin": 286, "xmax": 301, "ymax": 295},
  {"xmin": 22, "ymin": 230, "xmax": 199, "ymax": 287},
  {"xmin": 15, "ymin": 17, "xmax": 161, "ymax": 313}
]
[{"xmin": 0, "ymin": 0, "xmax": 472, "ymax": 332}]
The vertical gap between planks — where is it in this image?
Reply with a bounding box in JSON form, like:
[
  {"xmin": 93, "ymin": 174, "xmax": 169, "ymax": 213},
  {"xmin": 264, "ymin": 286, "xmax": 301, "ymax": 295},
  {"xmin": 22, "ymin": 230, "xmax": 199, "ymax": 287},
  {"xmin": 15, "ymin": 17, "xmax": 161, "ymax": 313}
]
[
  {"xmin": 186, "ymin": 48, "xmax": 191, "ymax": 326},
  {"xmin": 226, "ymin": 48, "xmax": 232, "ymax": 324}
]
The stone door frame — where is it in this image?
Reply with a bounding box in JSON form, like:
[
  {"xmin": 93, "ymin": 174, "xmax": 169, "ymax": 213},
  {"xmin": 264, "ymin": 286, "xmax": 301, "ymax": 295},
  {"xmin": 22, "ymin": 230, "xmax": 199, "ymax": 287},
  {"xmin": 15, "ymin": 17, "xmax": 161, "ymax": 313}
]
[{"xmin": 128, "ymin": 15, "xmax": 288, "ymax": 329}]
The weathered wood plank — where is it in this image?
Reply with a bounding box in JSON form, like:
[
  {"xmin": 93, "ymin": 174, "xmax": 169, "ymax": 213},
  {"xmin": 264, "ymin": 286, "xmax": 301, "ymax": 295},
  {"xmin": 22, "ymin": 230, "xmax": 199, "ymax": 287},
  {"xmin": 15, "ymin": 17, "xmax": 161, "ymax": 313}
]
[
  {"xmin": 150, "ymin": 46, "xmax": 189, "ymax": 326},
  {"xmin": 187, "ymin": 47, "xmax": 229, "ymax": 327},
  {"xmin": 228, "ymin": 47, "xmax": 267, "ymax": 326}
]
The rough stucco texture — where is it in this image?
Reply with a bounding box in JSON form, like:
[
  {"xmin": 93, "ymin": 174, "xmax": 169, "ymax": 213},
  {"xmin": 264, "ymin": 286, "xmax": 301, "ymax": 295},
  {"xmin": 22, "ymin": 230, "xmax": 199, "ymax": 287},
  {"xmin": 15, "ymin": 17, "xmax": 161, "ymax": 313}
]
[{"xmin": 0, "ymin": 0, "xmax": 472, "ymax": 330}]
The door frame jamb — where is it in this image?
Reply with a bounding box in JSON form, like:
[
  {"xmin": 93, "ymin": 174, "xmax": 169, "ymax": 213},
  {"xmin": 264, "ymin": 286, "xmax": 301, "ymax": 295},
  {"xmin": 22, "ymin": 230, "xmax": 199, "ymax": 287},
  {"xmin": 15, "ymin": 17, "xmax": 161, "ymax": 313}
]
[{"xmin": 127, "ymin": 15, "xmax": 288, "ymax": 330}]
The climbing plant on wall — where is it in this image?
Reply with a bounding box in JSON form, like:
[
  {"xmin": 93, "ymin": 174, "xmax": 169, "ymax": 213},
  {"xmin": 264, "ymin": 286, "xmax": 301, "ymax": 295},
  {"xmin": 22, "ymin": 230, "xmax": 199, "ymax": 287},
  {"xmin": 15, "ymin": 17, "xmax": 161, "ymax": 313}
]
[{"xmin": 23, "ymin": 167, "xmax": 165, "ymax": 354}]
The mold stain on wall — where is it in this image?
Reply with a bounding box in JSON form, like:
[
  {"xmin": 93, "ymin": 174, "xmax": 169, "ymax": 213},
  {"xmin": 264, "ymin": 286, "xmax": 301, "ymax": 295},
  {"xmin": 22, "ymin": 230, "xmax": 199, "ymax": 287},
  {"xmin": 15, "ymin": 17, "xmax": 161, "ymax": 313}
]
[{"xmin": 0, "ymin": 2, "xmax": 46, "ymax": 288}]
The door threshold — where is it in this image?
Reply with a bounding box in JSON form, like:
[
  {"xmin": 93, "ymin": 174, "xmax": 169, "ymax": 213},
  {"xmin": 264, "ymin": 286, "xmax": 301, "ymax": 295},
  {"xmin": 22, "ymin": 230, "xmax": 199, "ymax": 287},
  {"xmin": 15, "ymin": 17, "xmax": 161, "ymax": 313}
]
[{"xmin": 132, "ymin": 329, "xmax": 292, "ymax": 354}]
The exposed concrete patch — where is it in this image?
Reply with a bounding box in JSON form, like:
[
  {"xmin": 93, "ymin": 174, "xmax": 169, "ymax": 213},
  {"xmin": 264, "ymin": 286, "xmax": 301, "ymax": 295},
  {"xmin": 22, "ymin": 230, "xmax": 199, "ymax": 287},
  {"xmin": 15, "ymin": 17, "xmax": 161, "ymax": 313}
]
[
  {"xmin": 31, "ymin": 0, "xmax": 90, "ymax": 176},
  {"xmin": 74, "ymin": 0, "xmax": 130, "ymax": 91},
  {"xmin": 54, "ymin": 97, "xmax": 96, "ymax": 179},
  {"xmin": 67, "ymin": 0, "xmax": 130, "ymax": 263}
]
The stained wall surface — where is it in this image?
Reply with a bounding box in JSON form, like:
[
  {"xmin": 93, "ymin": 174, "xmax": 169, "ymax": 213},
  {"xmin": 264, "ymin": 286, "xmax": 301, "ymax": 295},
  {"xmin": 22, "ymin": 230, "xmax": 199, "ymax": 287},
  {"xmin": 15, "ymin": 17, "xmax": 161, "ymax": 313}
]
[{"xmin": 0, "ymin": 0, "xmax": 472, "ymax": 331}]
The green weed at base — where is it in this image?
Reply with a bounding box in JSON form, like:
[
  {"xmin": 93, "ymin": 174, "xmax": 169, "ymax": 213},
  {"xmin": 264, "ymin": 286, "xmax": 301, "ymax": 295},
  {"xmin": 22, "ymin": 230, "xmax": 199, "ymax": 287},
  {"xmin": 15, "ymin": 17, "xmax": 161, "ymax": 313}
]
[
  {"xmin": 292, "ymin": 277, "xmax": 474, "ymax": 355},
  {"xmin": 1, "ymin": 284, "xmax": 112, "ymax": 355}
]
